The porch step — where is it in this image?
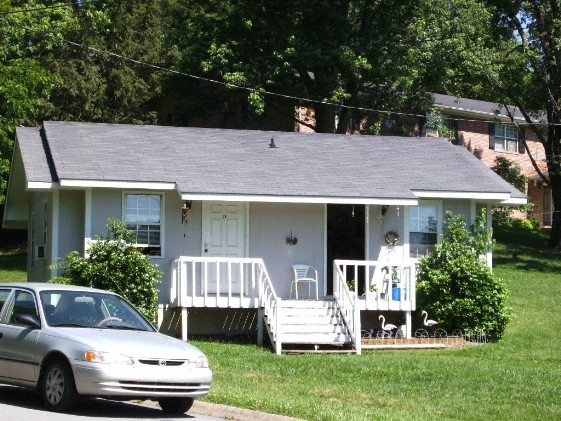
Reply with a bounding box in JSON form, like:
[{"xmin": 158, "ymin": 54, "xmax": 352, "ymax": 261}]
[
  {"xmin": 271, "ymin": 299, "xmax": 352, "ymax": 348},
  {"xmin": 282, "ymin": 332, "xmax": 351, "ymax": 344}
]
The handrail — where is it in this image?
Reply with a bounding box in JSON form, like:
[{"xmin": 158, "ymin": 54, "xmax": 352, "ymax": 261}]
[
  {"xmin": 256, "ymin": 262, "xmax": 282, "ymax": 354},
  {"xmin": 332, "ymin": 262, "xmax": 361, "ymax": 354}
]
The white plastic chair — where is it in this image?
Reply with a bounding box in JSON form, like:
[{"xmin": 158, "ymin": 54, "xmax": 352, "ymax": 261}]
[{"xmin": 290, "ymin": 265, "xmax": 319, "ymax": 299}]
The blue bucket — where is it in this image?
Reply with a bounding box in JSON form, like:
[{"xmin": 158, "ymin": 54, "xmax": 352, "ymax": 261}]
[{"xmin": 392, "ymin": 287, "xmax": 401, "ymax": 301}]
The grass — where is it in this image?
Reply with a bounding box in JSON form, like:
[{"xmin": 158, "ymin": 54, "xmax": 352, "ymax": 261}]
[
  {"xmin": 0, "ymin": 250, "xmax": 27, "ymax": 282},
  {"xmin": 1, "ymin": 227, "xmax": 560, "ymax": 419},
  {"xmin": 189, "ymin": 226, "xmax": 561, "ymax": 421}
]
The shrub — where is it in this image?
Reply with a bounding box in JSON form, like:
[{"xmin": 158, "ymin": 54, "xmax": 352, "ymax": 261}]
[
  {"xmin": 416, "ymin": 210, "xmax": 510, "ymax": 340},
  {"xmin": 490, "ymin": 156, "xmax": 534, "ymax": 222},
  {"xmin": 51, "ymin": 219, "xmax": 162, "ymax": 322}
]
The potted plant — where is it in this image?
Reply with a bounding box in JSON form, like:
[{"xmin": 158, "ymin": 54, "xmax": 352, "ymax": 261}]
[{"xmin": 347, "ymin": 279, "xmax": 356, "ymax": 296}]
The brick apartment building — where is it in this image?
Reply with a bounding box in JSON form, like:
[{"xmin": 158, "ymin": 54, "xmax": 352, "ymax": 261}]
[{"xmin": 430, "ymin": 94, "xmax": 549, "ymax": 226}]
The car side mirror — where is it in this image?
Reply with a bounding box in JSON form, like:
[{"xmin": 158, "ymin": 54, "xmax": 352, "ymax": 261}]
[{"xmin": 15, "ymin": 314, "xmax": 41, "ymax": 329}]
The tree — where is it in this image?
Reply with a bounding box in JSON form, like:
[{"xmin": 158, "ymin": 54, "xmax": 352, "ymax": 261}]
[
  {"xmin": 42, "ymin": 0, "xmax": 176, "ymax": 124},
  {"xmin": 0, "ymin": 0, "xmax": 71, "ymax": 202},
  {"xmin": 0, "ymin": 0, "xmax": 177, "ymax": 202},
  {"xmin": 52, "ymin": 219, "xmax": 162, "ymax": 323},
  {"xmin": 491, "ymin": 156, "xmax": 534, "ymax": 223},
  {"xmin": 166, "ymin": 0, "xmax": 492, "ymax": 134},
  {"xmin": 478, "ymin": 1, "xmax": 561, "ymax": 247},
  {"xmin": 416, "ymin": 211, "xmax": 510, "ymax": 341}
]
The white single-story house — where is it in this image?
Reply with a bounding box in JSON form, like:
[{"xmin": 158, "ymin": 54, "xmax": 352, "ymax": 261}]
[{"xmin": 2, "ymin": 121, "xmax": 526, "ymax": 354}]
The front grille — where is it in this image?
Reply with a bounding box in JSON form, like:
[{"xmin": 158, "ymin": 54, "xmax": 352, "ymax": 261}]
[
  {"xmin": 138, "ymin": 359, "xmax": 185, "ymax": 366},
  {"xmin": 117, "ymin": 381, "xmax": 209, "ymax": 394}
]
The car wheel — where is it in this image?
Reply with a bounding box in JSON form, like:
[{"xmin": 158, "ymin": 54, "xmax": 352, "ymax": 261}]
[
  {"xmin": 41, "ymin": 359, "xmax": 79, "ymax": 412},
  {"xmin": 158, "ymin": 397, "xmax": 195, "ymax": 414}
]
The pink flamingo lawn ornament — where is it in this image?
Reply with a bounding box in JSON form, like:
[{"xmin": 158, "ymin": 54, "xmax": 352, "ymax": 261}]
[
  {"xmin": 422, "ymin": 311, "xmax": 438, "ymax": 327},
  {"xmin": 378, "ymin": 315, "xmax": 397, "ymax": 336}
]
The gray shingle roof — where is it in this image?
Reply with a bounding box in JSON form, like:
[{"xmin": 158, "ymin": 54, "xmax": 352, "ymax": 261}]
[
  {"xmin": 16, "ymin": 121, "xmax": 525, "ymax": 203},
  {"xmin": 433, "ymin": 93, "xmax": 544, "ymax": 122}
]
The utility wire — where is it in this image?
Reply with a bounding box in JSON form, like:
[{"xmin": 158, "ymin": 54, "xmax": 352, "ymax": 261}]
[
  {"xmin": 0, "ymin": 14, "xmax": 551, "ymax": 127},
  {"xmin": 0, "ymin": 0, "xmax": 100, "ymax": 16}
]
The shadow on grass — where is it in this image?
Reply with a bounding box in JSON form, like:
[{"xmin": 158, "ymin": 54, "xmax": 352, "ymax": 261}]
[
  {"xmin": 492, "ymin": 225, "xmax": 561, "ymax": 273},
  {"xmin": 0, "ymin": 251, "xmax": 27, "ymax": 272}
]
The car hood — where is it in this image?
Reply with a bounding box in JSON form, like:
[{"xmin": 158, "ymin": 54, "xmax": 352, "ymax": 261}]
[{"xmin": 44, "ymin": 327, "xmax": 204, "ymax": 359}]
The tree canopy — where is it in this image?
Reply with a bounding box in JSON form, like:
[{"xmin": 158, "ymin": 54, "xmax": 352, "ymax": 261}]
[{"xmin": 2, "ymin": 0, "xmax": 561, "ymax": 248}]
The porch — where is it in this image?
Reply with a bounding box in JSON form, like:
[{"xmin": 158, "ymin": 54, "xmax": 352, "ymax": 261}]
[{"xmin": 169, "ymin": 257, "xmax": 417, "ymax": 355}]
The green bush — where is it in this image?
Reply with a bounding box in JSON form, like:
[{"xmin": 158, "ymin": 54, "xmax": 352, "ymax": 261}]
[
  {"xmin": 494, "ymin": 215, "xmax": 541, "ymax": 231},
  {"xmin": 416, "ymin": 211, "xmax": 510, "ymax": 340},
  {"xmin": 51, "ymin": 219, "xmax": 162, "ymax": 322}
]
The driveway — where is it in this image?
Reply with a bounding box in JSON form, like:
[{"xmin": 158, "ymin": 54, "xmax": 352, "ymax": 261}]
[{"xmin": 0, "ymin": 384, "xmax": 303, "ymax": 421}]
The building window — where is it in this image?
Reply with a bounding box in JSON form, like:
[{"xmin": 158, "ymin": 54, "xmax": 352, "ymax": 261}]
[
  {"xmin": 124, "ymin": 194, "xmax": 162, "ymax": 256},
  {"xmin": 425, "ymin": 114, "xmax": 452, "ymax": 137},
  {"xmin": 491, "ymin": 123, "xmax": 525, "ymax": 153},
  {"xmin": 409, "ymin": 205, "xmax": 438, "ymax": 258}
]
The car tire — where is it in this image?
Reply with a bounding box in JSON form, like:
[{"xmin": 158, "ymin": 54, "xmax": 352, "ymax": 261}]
[
  {"xmin": 41, "ymin": 358, "xmax": 79, "ymax": 412},
  {"xmin": 158, "ymin": 397, "xmax": 195, "ymax": 414}
]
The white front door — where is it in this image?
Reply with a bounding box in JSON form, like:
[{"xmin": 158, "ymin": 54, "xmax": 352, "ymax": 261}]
[{"xmin": 202, "ymin": 201, "xmax": 247, "ymax": 293}]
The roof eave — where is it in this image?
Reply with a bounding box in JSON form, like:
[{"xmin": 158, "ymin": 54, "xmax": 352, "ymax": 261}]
[
  {"xmin": 180, "ymin": 193, "xmax": 419, "ymax": 206},
  {"xmin": 59, "ymin": 179, "xmax": 177, "ymax": 190}
]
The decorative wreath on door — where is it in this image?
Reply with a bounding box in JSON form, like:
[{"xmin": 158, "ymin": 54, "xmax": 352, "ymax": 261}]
[{"xmin": 384, "ymin": 231, "xmax": 400, "ymax": 247}]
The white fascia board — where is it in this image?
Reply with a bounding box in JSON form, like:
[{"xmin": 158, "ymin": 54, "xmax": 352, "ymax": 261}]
[
  {"xmin": 500, "ymin": 197, "xmax": 528, "ymax": 205},
  {"xmin": 59, "ymin": 179, "xmax": 177, "ymax": 190},
  {"xmin": 437, "ymin": 106, "xmax": 528, "ymax": 123},
  {"xmin": 180, "ymin": 193, "xmax": 418, "ymax": 206},
  {"xmin": 27, "ymin": 181, "xmax": 59, "ymax": 190},
  {"xmin": 414, "ymin": 191, "xmax": 512, "ymax": 201}
]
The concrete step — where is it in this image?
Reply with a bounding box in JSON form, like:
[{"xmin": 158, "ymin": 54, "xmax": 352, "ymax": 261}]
[
  {"xmin": 280, "ymin": 307, "xmax": 339, "ymax": 317},
  {"xmin": 282, "ymin": 332, "xmax": 351, "ymax": 344},
  {"xmin": 282, "ymin": 299, "xmax": 336, "ymax": 309},
  {"xmin": 281, "ymin": 323, "xmax": 348, "ymax": 334},
  {"xmin": 280, "ymin": 314, "xmax": 343, "ymax": 324}
]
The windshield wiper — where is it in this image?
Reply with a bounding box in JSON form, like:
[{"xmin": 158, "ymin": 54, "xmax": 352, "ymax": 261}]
[
  {"xmin": 104, "ymin": 324, "xmax": 147, "ymax": 331},
  {"xmin": 50, "ymin": 323, "xmax": 92, "ymax": 328}
]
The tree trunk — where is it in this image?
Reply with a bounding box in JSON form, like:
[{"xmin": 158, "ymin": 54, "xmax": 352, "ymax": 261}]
[
  {"xmin": 548, "ymin": 175, "xmax": 561, "ymax": 248},
  {"xmin": 314, "ymin": 102, "xmax": 336, "ymax": 134}
]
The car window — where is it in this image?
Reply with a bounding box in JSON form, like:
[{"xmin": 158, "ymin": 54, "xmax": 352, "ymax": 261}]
[
  {"xmin": 0, "ymin": 288, "xmax": 13, "ymax": 320},
  {"xmin": 5, "ymin": 290, "xmax": 38, "ymax": 325},
  {"xmin": 40, "ymin": 290, "xmax": 154, "ymax": 331}
]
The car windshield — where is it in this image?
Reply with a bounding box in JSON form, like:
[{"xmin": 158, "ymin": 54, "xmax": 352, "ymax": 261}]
[{"xmin": 39, "ymin": 290, "xmax": 155, "ymax": 331}]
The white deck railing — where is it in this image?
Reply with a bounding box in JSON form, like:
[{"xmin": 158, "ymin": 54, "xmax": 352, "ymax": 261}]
[
  {"xmin": 334, "ymin": 259, "xmax": 417, "ymax": 341},
  {"xmin": 170, "ymin": 256, "xmax": 281, "ymax": 350},
  {"xmin": 334, "ymin": 259, "xmax": 417, "ymax": 312},
  {"xmin": 333, "ymin": 262, "xmax": 361, "ymax": 354}
]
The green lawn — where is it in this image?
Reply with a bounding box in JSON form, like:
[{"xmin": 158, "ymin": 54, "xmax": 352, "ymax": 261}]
[
  {"xmin": 0, "ymin": 251, "xmax": 27, "ymax": 282},
  {"xmin": 191, "ymin": 226, "xmax": 561, "ymax": 421},
  {"xmin": 1, "ymin": 227, "xmax": 560, "ymax": 420}
]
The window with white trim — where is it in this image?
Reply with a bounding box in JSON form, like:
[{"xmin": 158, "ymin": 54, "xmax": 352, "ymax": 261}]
[
  {"xmin": 425, "ymin": 114, "xmax": 452, "ymax": 137},
  {"xmin": 491, "ymin": 122, "xmax": 525, "ymax": 153},
  {"xmin": 124, "ymin": 194, "xmax": 162, "ymax": 256},
  {"xmin": 409, "ymin": 205, "xmax": 438, "ymax": 258}
]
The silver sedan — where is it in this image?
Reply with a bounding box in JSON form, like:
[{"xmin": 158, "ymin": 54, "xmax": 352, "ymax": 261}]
[{"xmin": 0, "ymin": 283, "xmax": 212, "ymax": 414}]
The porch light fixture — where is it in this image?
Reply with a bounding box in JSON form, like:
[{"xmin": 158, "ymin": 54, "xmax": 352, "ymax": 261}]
[
  {"xmin": 381, "ymin": 205, "xmax": 389, "ymax": 216},
  {"xmin": 181, "ymin": 201, "xmax": 192, "ymax": 225},
  {"xmin": 286, "ymin": 231, "xmax": 297, "ymax": 245}
]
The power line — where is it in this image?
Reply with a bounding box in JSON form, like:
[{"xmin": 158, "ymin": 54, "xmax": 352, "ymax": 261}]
[
  {"xmin": 0, "ymin": 14, "xmax": 554, "ymax": 128},
  {"xmin": 0, "ymin": 1, "xmax": 99, "ymax": 16}
]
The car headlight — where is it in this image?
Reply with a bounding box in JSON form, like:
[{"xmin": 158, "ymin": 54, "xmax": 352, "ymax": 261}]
[
  {"xmin": 85, "ymin": 351, "xmax": 134, "ymax": 365},
  {"xmin": 196, "ymin": 355, "xmax": 209, "ymax": 368}
]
